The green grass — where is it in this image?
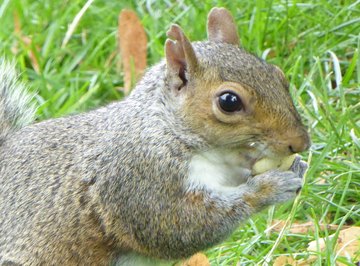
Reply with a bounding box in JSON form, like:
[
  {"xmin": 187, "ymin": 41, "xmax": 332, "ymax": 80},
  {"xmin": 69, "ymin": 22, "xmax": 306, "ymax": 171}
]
[{"xmin": 1, "ymin": 0, "xmax": 359, "ymax": 265}]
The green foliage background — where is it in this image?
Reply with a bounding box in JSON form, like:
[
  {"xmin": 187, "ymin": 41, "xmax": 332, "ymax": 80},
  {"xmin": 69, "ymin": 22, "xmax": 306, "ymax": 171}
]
[{"xmin": 0, "ymin": 0, "xmax": 359, "ymax": 264}]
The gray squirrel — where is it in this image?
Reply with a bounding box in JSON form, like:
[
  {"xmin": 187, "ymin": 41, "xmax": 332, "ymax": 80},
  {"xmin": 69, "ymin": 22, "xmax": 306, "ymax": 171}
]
[{"xmin": 0, "ymin": 7, "xmax": 310, "ymax": 266}]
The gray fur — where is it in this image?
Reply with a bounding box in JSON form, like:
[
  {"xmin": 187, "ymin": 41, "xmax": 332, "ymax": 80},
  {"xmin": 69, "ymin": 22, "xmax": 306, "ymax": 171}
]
[{"xmin": 0, "ymin": 41, "xmax": 308, "ymax": 265}]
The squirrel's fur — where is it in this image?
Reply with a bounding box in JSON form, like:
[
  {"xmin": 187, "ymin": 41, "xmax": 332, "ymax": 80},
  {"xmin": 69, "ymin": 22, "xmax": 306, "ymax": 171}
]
[{"xmin": 0, "ymin": 8, "xmax": 310, "ymax": 265}]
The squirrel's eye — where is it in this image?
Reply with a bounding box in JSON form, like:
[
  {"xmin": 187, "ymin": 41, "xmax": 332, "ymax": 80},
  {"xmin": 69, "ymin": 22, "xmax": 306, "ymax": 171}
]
[{"xmin": 218, "ymin": 92, "xmax": 243, "ymax": 112}]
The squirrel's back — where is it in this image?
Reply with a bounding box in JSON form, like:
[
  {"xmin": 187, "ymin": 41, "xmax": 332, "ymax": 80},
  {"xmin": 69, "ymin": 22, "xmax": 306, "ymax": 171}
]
[{"xmin": 0, "ymin": 60, "xmax": 36, "ymax": 143}]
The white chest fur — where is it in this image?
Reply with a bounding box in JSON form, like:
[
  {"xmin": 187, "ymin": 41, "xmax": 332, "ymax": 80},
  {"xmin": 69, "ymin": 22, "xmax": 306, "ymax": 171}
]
[
  {"xmin": 115, "ymin": 151, "xmax": 252, "ymax": 266},
  {"xmin": 186, "ymin": 149, "xmax": 252, "ymax": 193}
]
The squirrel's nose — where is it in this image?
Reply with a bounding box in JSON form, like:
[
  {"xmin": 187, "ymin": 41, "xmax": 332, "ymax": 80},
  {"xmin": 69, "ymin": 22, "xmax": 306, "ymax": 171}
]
[{"xmin": 288, "ymin": 131, "xmax": 311, "ymax": 153}]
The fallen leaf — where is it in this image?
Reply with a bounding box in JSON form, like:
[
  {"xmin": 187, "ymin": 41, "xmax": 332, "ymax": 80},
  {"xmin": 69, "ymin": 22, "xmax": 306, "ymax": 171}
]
[
  {"xmin": 273, "ymin": 255, "xmax": 310, "ymax": 266},
  {"xmin": 306, "ymin": 236, "xmax": 327, "ymax": 264},
  {"xmin": 271, "ymin": 220, "xmax": 350, "ymax": 234},
  {"xmin": 179, "ymin": 253, "xmax": 210, "ymax": 266},
  {"xmin": 271, "ymin": 224, "xmax": 359, "ymax": 265},
  {"xmin": 307, "ymin": 236, "xmax": 327, "ymax": 252},
  {"xmin": 118, "ymin": 9, "xmax": 147, "ymax": 94},
  {"xmin": 273, "ymin": 255, "xmax": 298, "ymax": 266},
  {"xmin": 307, "ymin": 226, "xmax": 360, "ymax": 266},
  {"xmin": 314, "ymin": 177, "xmax": 327, "ymax": 184}
]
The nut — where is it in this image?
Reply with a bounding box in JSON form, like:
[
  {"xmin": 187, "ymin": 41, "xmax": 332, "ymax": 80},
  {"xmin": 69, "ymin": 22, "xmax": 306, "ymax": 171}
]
[{"xmin": 252, "ymin": 154, "xmax": 297, "ymax": 175}]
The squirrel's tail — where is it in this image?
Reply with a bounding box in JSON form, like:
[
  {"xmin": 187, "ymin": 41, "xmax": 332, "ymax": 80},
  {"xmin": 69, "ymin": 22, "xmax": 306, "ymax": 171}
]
[{"xmin": 0, "ymin": 60, "xmax": 36, "ymax": 142}]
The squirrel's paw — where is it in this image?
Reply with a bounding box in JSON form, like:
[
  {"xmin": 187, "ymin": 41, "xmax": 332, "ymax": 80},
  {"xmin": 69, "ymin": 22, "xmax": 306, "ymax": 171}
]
[
  {"xmin": 290, "ymin": 155, "xmax": 308, "ymax": 179},
  {"xmin": 246, "ymin": 169, "xmax": 303, "ymax": 209}
]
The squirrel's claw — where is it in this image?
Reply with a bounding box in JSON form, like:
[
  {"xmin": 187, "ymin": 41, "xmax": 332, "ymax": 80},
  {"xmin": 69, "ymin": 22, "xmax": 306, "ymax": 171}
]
[{"xmin": 290, "ymin": 155, "xmax": 308, "ymax": 179}]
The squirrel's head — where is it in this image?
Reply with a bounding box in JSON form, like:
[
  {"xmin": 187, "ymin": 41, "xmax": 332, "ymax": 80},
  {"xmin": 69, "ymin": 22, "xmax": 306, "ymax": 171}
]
[{"xmin": 165, "ymin": 7, "xmax": 310, "ymax": 160}]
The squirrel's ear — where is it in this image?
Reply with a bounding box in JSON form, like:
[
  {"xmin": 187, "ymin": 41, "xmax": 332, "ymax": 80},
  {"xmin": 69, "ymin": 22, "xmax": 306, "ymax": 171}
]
[
  {"xmin": 207, "ymin": 7, "xmax": 240, "ymax": 46},
  {"xmin": 165, "ymin": 24, "xmax": 198, "ymax": 92}
]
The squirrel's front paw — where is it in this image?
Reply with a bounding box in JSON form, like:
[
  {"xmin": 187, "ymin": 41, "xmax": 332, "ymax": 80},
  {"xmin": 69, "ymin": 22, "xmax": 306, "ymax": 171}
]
[
  {"xmin": 290, "ymin": 156, "xmax": 308, "ymax": 179},
  {"xmin": 245, "ymin": 169, "xmax": 303, "ymax": 210}
]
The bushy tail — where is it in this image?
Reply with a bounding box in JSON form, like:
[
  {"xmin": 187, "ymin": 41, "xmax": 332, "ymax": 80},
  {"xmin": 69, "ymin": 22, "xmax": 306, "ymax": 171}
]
[{"xmin": 0, "ymin": 60, "xmax": 36, "ymax": 142}]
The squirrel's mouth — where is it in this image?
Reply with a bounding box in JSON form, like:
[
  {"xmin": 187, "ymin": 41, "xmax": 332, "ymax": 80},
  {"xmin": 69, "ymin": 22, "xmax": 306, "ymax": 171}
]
[
  {"xmin": 238, "ymin": 142, "xmax": 268, "ymax": 168},
  {"xmin": 241, "ymin": 141, "xmax": 288, "ymax": 166},
  {"xmin": 240, "ymin": 142, "xmax": 298, "ymax": 176}
]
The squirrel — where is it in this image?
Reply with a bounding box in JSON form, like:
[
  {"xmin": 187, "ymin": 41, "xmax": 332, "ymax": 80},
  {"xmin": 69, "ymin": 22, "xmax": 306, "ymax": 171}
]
[{"xmin": 0, "ymin": 7, "xmax": 310, "ymax": 266}]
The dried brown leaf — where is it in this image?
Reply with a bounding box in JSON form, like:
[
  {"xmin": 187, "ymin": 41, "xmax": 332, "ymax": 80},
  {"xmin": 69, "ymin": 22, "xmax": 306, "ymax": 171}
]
[
  {"xmin": 179, "ymin": 253, "xmax": 210, "ymax": 266},
  {"xmin": 273, "ymin": 255, "xmax": 310, "ymax": 266},
  {"xmin": 272, "ymin": 225, "xmax": 359, "ymax": 265},
  {"xmin": 273, "ymin": 255, "xmax": 298, "ymax": 266},
  {"xmin": 271, "ymin": 220, "xmax": 350, "ymax": 234},
  {"xmin": 118, "ymin": 9, "xmax": 147, "ymax": 94},
  {"xmin": 307, "ymin": 226, "xmax": 360, "ymax": 266}
]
